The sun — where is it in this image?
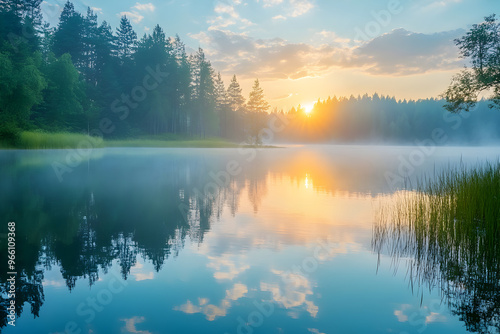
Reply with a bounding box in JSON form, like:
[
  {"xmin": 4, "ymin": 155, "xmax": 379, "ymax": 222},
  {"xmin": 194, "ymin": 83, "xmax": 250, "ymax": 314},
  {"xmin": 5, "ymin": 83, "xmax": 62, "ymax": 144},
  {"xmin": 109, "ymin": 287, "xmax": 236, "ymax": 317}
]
[{"xmin": 303, "ymin": 104, "xmax": 314, "ymax": 115}]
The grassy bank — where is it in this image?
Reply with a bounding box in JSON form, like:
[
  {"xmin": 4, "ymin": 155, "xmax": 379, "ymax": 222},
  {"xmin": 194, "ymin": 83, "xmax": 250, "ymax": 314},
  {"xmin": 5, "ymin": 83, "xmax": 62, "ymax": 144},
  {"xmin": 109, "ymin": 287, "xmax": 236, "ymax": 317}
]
[
  {"xmin": 0, "ymin": 131, "xmax": 278, "ymax": 149},
  {"xmin": 1, "ymin": 131, "xmax": 105, "ymax": 149},
  {"xmin": 105, "ymin": 137, "xmax": 239, "ymax": 148}
]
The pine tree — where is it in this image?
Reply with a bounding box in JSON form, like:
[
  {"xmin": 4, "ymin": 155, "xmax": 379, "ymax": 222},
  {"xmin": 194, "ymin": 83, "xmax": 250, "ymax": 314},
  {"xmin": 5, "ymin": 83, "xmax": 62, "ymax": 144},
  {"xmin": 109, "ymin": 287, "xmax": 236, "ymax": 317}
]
[
  {"xmin": 23, "ymin": 0, "xmax": 43, "ymax": 27},
  {"xmin": 82, "ymin": 7, "xmax": 98, "ymax": 83},
  {"xmin": 190, "ymin": 48, "xmax": 217, "ymax": 137},
  {"xmin": 52, "ymin": 1, "xmax": 85, "ymax": 68},
  {"xmin": 227, "ymin": 75, "xmax": 245, "ymax": 112},
  {"xmin": 116, "ymin": 15, "xmax": 137, "ymax": 63},
  {"xmin": 247, "ymin": 79, "xmax": 270, "ymax": 113},
  {"xmin": 173, "ymin": 35, "xmax": 191, "ymax": 133},
  {"xmin": 215, "ymin": 72, "xmax": 228, "ymax": 111},
  {"xmin": 214, "ymin": 72, "xmax": 231, "ymax": 137},
  {"xmin": 246, "ymin": 79, "xmax": 270, "ymax": 145}
]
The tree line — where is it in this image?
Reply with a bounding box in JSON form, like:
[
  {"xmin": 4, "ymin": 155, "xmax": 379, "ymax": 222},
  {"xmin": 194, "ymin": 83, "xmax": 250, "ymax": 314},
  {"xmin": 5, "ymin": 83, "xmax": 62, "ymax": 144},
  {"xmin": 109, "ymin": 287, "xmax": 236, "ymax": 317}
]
[
  {"xmin": 272, "ymin": 95, "xmax": 500, "ymax": 144},
  {"xmin": 0, "ymin": 0, "xmax": 271, "ymax": 143}
]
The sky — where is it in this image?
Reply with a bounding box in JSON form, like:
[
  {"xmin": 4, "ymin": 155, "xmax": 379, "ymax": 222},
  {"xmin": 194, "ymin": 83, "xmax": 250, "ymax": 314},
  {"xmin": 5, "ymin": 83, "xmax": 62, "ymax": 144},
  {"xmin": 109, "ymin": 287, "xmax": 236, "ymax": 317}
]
[{"xmin": 41, "ymin": 0, "xmax": 500, "ymax": 110}]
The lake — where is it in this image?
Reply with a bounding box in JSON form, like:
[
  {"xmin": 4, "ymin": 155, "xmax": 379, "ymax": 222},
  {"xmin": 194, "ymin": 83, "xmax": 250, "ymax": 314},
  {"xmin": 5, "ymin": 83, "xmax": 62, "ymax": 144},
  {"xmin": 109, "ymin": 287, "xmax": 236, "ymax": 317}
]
[{"xmin": 1, "ymin": 145, "xmax": 498, "ymax": 334}]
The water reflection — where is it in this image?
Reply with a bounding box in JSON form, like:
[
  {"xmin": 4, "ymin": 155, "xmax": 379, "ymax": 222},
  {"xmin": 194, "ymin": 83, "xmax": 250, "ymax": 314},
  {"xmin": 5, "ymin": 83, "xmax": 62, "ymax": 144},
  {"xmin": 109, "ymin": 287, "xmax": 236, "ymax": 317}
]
[
  {"xmin": 0, "ymin": 146, "xmax": 497, "ymax": 333},
  {"xmin": 374, "ymin": 190, "xmax": 500, "ymax": 334},
  {"xmin": 0, "ymin": 147, "xmax": 372, "ymax": 329}
]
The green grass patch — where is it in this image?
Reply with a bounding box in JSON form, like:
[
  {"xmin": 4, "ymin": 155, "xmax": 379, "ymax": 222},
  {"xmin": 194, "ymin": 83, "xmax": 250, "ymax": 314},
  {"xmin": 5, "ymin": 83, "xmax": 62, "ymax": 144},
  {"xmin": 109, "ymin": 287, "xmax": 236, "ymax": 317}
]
[
  {"xmin": 7, "ymin": 131, "xmax": 104, "ymax": 149},
  {"xmin": 0, "ymin": 131, "xmax": 281, "ymax": 149},
  {"xmin": 104, "ymin": 137, "xmax": 240, "ymax": 148}
]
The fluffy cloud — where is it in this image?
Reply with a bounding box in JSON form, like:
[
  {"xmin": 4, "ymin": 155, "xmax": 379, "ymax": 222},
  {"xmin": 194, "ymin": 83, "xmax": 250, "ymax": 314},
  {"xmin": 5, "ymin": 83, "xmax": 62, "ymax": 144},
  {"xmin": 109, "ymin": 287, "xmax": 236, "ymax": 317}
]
[
  {"xmin": 119, "ymin": 11, "xmax": 145, "ymax": 23},
  {"xmin": 259, "ymin": 0, "xmax": 314, "ymax": 17},
  {"xmin": 119, "ymin": 2, "xmax": 155, "ymax": 24},
  {"xmin": 189, "ymin": 29, "xmax": 346, "ymax": 79},
  {"xmin": 351, "ymin": 28, "xmax": 465, "ymax": 75},
  {"xmin": 417, "ymin": 0, "xmax": 462, "ymax": 12},
  {"xmin": 133, "ymin": 2, "xmax": 156, "ymax": 12},
  {"xmin": 174, "ymin": 283, "xmax": 248, "ymax": 321},
  {"xmin": 190, "ymin": 27, "xmax": 464, "ymax": 79},
  {"xmin": 208, "ymin": 1, "xmax": 254, "ymax": 30},
  {"xmin": 120, "ymin": 317, "xmax": 152, "ymax": 334},
  {"xmin": 263, "ymin": 0, "xmax": 284, "ymax": 7},
  {"xmin": 289, "ymin": 0, "xmax": 314, "ymax": 17}
]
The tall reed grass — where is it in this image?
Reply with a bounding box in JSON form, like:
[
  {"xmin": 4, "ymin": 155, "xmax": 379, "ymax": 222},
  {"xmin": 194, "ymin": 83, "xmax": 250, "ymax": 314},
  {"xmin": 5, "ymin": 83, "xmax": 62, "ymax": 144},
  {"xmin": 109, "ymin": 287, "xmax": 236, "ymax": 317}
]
[{"xmin": 373, "ymin": 162, "xmax": 500, "ymax": 332}]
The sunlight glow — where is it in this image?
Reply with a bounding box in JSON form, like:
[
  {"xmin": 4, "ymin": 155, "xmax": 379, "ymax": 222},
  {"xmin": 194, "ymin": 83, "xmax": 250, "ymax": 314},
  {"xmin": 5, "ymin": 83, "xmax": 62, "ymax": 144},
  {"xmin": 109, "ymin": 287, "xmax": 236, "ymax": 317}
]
[{"xmin": 304, "ymin": 104, "xmax": 314, "ymax": 115}]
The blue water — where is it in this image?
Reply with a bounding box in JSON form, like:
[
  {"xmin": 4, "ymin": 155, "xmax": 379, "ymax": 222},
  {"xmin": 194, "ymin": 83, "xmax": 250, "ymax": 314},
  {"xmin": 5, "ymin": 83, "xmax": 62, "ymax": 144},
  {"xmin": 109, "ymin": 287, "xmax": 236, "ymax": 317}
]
[{"xmin": 1, "ymin": 145, "xmax": 497, "ymax": 334}]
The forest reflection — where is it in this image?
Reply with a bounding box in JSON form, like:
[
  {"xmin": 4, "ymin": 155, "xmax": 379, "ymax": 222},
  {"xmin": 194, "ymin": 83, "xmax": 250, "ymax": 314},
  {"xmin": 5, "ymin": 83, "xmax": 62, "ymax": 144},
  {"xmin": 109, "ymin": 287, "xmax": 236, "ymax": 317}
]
[
  {"xmin": 0, "ymin": 147, "xmax": 384, "ymax": 327},
  {"xmin": 0, "ymin": 146, "xmax": 474, "ymax": 328}
]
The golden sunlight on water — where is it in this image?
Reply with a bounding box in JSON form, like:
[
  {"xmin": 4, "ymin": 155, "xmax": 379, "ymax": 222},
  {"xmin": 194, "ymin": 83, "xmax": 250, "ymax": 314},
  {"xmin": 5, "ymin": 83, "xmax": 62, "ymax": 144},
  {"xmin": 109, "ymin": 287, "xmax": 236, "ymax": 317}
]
[{"xmin": 202, "ymin": 162, "xmax": 377, "ymax": 252}]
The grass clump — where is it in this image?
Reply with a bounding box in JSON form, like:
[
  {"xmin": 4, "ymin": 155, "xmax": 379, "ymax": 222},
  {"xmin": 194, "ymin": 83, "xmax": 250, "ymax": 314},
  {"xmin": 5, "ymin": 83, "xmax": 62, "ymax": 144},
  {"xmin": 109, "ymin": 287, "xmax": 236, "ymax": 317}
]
[
  {"xmin": 374, "ymin": 162, "xmax": 500, "ymax": 333},
  {"xmin": 15, "ymin": 131, "xmax": 104, "ymax": 149}
]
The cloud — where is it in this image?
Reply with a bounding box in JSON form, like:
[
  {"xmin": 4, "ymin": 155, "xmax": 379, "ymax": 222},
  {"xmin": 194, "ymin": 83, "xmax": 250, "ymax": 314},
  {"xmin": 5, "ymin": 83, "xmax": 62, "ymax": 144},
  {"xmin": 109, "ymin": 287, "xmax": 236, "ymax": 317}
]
[
  {"xmin": 308, "ymin": 329, "xmax": 326, "ymax": 334},
  {"xmin": 119, "ymin": 11, "xmax": 145, "ymax": 23},
  {"xmin": 174, "ymin": 299, "xmax": 231, "ymax": 321},
  {"xmin": 260, "ymin": 0, "xmax": 313, "ymax": 18},
  {"xmin": 206, "ymin": 254, "xmax": 251, "ymax": 280},
  {"xmin": 119, "ymin": 2, "xmax": 156, "ymax": 25},
  {"xmin": 394, "ymin": 302, "xmax": 448, "ymax": 326},
  {"xmin": 418, "ymin": 0, "xmax": 461, "ymax": 12},
  {"xmin": 40, "ymin": 1, "xmax": 62, "ymax": 23},
  {"xmin": 91, "ymin": 7, "xmax": 102, "ymax": 14},
  {"xmin": 189, "ymin": 29, "xmax": 348, "ymax": 80},
  {"xmin": 133, "ymin": 2, "xmax": 156, "ymax": 12},
  {"xmin": 261, "ymin": 269, "xmax": 319, "ymax": 317},
  {"xmin": 273, "ymin": 15, "xmax": 287, "ymax": 20},
  {"xmin": 351, "ymin": 28, "xmax": 465, "ymax": 75},
  {"xmin": 263, "ymin": 0, "xmax": 284, "ymax": 7},
  {"xmin": 120, "ymin": 317, "xmax": 152, "ymax": 334},
  {"xmin": 130, "ymin": 262, "xmax": 154, "ymax": 281},
  {"xmin": 174, "ymin": 283, "xmax": 247, "ymax": 321},
  {"xmin": 208, "ymin": 1, "xmax": 254, "ymax": 30},
  {"xmin": 190, "ymin": 27, "xmax": 464, "ymax": 79},
  {"xmin": 42, "ymin": 280, "xmax": 65, "ymax": 288},
  {"xmin": 289, "ymin": 0, "xmax": 314, "ymax": 17},
  {"xmin": 225, "ymin": 283, "xmax": 248, "ymax": 300}
]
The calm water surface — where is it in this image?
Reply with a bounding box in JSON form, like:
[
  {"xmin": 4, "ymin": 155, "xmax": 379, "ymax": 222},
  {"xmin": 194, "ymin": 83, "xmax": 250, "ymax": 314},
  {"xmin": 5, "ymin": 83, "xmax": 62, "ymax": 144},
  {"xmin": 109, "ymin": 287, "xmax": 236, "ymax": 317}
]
[{"xmin": 0, "ymin": 145, "xmax": 498, "ymax": 334}]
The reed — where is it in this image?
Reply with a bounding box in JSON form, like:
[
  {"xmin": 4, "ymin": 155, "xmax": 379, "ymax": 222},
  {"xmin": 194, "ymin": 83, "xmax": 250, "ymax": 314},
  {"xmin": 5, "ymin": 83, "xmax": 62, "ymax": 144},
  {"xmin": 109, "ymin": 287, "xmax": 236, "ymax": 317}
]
[{"xmin": 373, "ymin": 162, "xmax": 500, "ymax": 332}]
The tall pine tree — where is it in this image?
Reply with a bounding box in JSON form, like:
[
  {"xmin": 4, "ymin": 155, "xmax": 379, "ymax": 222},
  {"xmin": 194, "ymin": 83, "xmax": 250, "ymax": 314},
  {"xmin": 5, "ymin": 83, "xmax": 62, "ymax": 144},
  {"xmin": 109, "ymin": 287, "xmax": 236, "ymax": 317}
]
[{"xmin": 116, "ymin": 15, "xmax": 137, "ymax": 63}]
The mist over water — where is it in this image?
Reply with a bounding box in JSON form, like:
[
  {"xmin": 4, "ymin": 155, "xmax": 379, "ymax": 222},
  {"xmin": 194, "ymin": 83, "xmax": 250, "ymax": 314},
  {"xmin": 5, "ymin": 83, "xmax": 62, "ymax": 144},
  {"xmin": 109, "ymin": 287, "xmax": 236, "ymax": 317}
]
[{"xmin": 1, "ymin": 145, "xmax": 498, "ymax": 333}]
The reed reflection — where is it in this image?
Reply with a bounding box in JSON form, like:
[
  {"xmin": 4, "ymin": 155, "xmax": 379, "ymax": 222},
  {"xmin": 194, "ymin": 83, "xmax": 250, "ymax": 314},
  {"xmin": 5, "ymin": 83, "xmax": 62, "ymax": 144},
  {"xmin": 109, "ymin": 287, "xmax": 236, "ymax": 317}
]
[{"xmin": 374, "ymin": 179, "xmax": 500, "ymax": 334}]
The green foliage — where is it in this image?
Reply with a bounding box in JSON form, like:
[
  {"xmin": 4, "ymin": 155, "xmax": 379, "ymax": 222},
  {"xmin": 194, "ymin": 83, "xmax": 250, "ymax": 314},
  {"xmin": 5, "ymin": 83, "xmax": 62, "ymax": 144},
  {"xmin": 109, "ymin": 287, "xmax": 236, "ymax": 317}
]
[
  {"xmin": 444, "ymin": 14, "xmax": 500, "ymax": 112},
  {"xmin": 0, "ymin": 50, "xmax": 46, "ymax": 127},
  {"xmin": 0, "ymin": 0, "xmax": 266, "ymax": 146},
  {"xmin": 52, "ymin": 1, "xmax": 85, "ymax": 68},
  {"xmin": 116, "ymin": 15, "xmax": 137, "ymax": 62},
  {"xmin": 0, "ymin": 121, "xmax": 20, "ymax": 146},
  {"xmin": 34, "ymin": 53, "xmax": 87, "ymax": 131}
]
